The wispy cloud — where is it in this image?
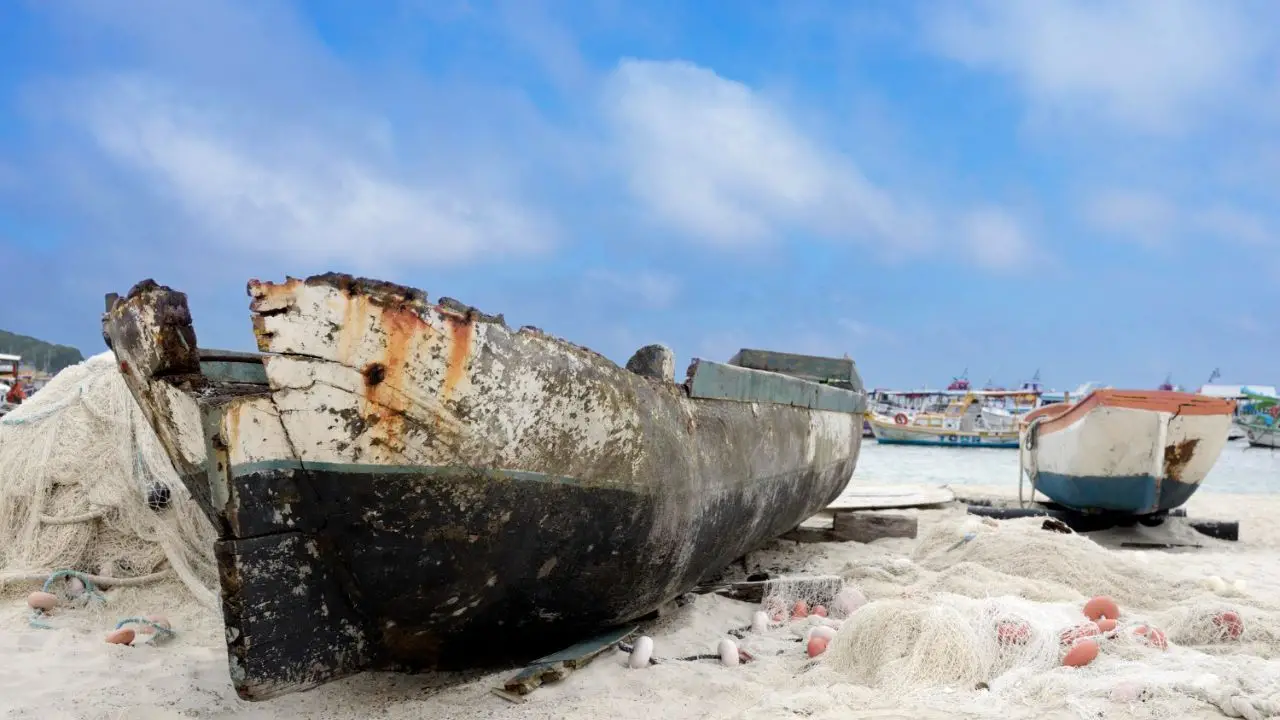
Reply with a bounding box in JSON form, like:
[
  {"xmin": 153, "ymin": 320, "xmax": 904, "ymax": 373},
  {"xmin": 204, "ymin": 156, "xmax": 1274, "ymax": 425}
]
[
  {"xmin": 1084, "ymin": 189, "xmax": 1177, "ymax": 248},
  {"xmin": 923, "ymin": 0, "xmax": 1276, "ymax": 134},
  {"xmin": 601, "ymin": 59, "xmax": 934, "ymax": 252},
  {"xmin": 1084, "ymin": 189, "xmax": 1272, "ymax": 249},
  {"xmin": 960, "ymin": 206, "xmax": 1036, "ymax": 270},
  {"xmin": 80, "ymin": 77, "xmax": 555, "ymax": 272},
  {"xmin": 583, "ymin": 268, "xmax": 680, "ymax": 309}
]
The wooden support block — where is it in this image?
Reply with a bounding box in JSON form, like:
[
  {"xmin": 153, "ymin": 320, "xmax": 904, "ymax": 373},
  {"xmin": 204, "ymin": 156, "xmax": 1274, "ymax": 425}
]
[
  {"xmin": 781, "ymin": 525, "xmax": 836, "ymax": 543},
  {"xmin": 831, "ymin": 512, "xmax": 918, "ymax": 543},
  {"xmin": 1188, "ymin": 519, "xmax": 1239, "ymax": 542}
]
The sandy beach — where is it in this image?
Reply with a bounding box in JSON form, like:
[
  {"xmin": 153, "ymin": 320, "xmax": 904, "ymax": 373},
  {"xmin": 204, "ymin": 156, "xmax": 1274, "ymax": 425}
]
[{"xmin": 4, "ymin": 477, "xmax": 1279, "ymax": 720}]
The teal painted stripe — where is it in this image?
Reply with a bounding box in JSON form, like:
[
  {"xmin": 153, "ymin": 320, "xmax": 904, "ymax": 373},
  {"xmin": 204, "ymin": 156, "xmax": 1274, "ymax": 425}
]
[
  {"xmin": 200, "ymin": 359, "xmax": 268, "ymax": 385},
  {"xmin": 229, "ymin": 459, "xmax": 584, "ymax": 486},
  {"xmin": 874, "ymin": 437, "xmax": 1019, "ymax": 449},
  {"xmin": 687, "ymin": 360, "xmax": 867, "ymax": 413}
]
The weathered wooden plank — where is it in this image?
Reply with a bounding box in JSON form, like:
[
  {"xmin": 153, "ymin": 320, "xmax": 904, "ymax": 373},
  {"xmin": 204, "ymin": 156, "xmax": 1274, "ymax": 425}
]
[
  {"xmin": 831, "ymin": 512, "xmax": 918, "ymax": 543},
  {"xmin": 728, "ymin": 348, "xmax": 861, "ymax": 389},
  {"xmin": 502, "ymin": 625, "xmax": 637, "ymax": 695},
  {"xmin": 826, "ymin": 485, "xmax": 955, "ymax": 511},
  {"xmin": 686, "ymin": 360, "xmax": 866, "ymax": 413}
]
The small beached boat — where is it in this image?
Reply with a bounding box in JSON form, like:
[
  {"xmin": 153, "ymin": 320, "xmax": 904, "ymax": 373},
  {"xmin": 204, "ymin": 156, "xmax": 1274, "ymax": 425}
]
[
  {"xmin": 101, "ymin": 274, "xmax": 868, "ymax": 701},
  {"xmin": 867, "ymin": 391, "xmax": 1021, "ymax": 448},
  {"xmin": 1019, "ymin": 389, "xmax": 1236, "ymax": 515}
]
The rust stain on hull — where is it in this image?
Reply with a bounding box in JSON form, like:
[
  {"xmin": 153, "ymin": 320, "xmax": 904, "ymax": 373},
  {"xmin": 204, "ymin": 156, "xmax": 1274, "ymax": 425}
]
[
  {"xmin": 1163, "ymin": 437, "xmax": 1200, "ymax": 482},
  {"xmin": 441, "ymin": 313, "xmax": 474, "ymax": 401},
  {"xmin": 362, "ymin": 303, "xmax": 432, "ymax": 456}
]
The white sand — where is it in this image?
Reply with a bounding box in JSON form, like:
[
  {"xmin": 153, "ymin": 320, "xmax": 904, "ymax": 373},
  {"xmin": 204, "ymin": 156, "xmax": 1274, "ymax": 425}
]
[{"xmin": 3, "ymin": 486, "xmax": 1279, "ymax": 720}]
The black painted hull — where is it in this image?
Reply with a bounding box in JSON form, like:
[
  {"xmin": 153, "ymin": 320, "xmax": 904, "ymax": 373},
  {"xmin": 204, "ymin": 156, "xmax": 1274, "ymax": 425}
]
[{"xmin": 218, "ymin": 457, "xmax": 854, "ymax": 689}]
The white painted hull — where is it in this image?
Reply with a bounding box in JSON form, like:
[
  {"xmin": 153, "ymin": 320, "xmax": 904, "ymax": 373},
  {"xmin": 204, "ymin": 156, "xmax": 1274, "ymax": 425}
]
[
  {"xmin": 1244, "ymin": 424, "xmax": 1280, "ymax": 448},
  {"xmin": 1021, "ymin": 398, "xmax": 1233, "ymax": 513}
]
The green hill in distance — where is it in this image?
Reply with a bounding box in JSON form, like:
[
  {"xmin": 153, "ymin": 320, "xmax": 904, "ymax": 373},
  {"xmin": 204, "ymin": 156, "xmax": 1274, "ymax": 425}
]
[{"xmin": 0, "ymin": 329, "xmax": 86, "ymax": 373}]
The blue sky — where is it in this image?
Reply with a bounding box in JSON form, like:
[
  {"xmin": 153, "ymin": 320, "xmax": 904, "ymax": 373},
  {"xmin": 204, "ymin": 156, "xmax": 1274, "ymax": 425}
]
[{"xmin": 0, "ymin": 0, "xmax": 1276, "ymax": 390}]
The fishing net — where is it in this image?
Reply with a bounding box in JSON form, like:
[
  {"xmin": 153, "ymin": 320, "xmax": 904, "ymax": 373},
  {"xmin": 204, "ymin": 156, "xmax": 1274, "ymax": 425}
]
[
  {"xmin": 0, "ymin": 352, "xmax": 218, "ymax": 608},
  {"xmin": 814, "ymin": 516, "xmax": 1280, "ymax": 719}
]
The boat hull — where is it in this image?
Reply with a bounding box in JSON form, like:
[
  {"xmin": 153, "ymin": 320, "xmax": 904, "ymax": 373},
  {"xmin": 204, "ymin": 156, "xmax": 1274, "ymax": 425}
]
[
  {"xmin": 868, "ymin": 418, "xmax": 1018, "ymax": 448},
  {"xmin": 102, "ymin": 275, "xmax": 866, "ymax": 701},
  {"xmin": 1020, "ymin": 391, "xmax": 1235, "ymax": 515},
  {"xmin": 1244, "ymin": 423, "xmax": 1280, "ymax": 448}
]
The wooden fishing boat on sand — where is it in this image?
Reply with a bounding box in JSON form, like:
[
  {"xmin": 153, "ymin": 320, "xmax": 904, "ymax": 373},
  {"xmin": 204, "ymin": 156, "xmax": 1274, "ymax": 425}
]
[
  {"xmin": 100, "ymin": 274, "xmax": 868, "ymax": 701},
  {"xmin": 1019, "ymin": 389, "xmax": 1235, "ymax": 516}
]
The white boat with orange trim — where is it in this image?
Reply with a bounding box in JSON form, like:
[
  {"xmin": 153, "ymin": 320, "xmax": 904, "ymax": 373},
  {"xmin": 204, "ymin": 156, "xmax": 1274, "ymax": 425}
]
[
  {"xmin": 868, "ymin": 392, "xmax": 1022, "ymax": 448},
  {"xmin": 1019, "ymin": 389, "xmax": 1236, "ymax": 516}
]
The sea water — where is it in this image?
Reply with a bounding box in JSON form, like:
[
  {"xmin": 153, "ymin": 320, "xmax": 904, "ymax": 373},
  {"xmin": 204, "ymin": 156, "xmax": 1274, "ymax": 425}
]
[{"xmin": 849, "ymin": 439, "xmax": 1279, "ymax": 495}]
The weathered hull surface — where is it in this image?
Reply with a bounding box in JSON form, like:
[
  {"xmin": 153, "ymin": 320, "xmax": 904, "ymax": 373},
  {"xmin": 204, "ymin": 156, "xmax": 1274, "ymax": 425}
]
[
  {"xmin": 101, "ymin": 275, "xmax": 866, "ymax": 701},
  {"xmin": 868, "ymin": 418, "xmax": 1019, "ymax": 448},
  {"xmin": 1020, "ymin": 390, "xmax": 1235, "ymax": 515}
]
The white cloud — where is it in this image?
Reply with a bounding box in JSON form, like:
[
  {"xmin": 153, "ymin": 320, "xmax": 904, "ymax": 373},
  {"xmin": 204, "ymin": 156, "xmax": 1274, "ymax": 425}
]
[
  {"xmin": 81, "ymin": 77, "xmax": 554, "ymax": 271},
  {"xmin": 925, "ymin": 0, "xmax": 1273, "ymax": 133},
  {"xmin": 1192, "ymin": 205, "xmax": 1273, "ymax": 247},
  {"xmin": 601, "ymin": 59, "xmax": 931, "ymax": 251},
  {"xmin": 960, "ymin": 207, "xmax": 1034, "ymax": 270},
  {"xmin": 1084, "ymin": 190, "xmax": 1177, "ymax": 247},
  {"xmin": 1084, "ymin": 189, "xmax": 1272, "ymax": 248},
  {"xmin": 583, "ymin": 268, "xmax": 680, "ymax": 309}
]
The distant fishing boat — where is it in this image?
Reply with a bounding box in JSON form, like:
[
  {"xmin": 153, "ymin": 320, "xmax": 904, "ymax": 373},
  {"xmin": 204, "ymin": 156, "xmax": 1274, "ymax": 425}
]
[
  {"xmin": 1237, "ymin": 390, "xmax": 1280, "ymax": 449},
  {"xmin": 1019, "ymin": 389, "xmax": 1236, "ymax": 516},
  {"xmin": 868, "ymin": 391, "xmax": 1021, "ymax": 448}
]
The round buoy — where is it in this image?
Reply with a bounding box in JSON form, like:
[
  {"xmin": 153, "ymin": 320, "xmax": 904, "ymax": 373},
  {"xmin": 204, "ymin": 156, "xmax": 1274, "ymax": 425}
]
[
  {"xmin": 27, "ymin": 591, "xmax": 58, "ymax": 612},
  {"xmin": 832, "ymin": 586, "xmax": 867, "ymax": 617},
  {"xmin": 1083, "ymin": 596, "xmax": 1120, "ymax": 621},
  {"xmin": 811, "ymin": 605, "xmax": 828, "ymax": 618},
  {"xmin": 1213, "ymin": 611, "xmax": 1244, "ymax": 640},
  {"xmin": 792, "ymin": 600, "xmax": 809, "ymax": 619},
  {"xmin": 138, "ymin": 614, "xmax": 172, "ymax": 635},
  {"xmin": 806, "ymin": 625, "xmax": 837, "ymax": 643},
  {"xmin": 105, "ymin": 628, "xmax": 135, "ymax": 646},
  {"xmin": 751, "ymin": 611, "xmax": 770, "ymax": 634},
  {"xmin": 1059, "ymin": 623, "xmax": 1100, "ymax": 645},
  {"xmin": 997, "ymin": 620, "xmax": 1031, "ymax": 645},
  {"xmin": 718, "ymin": 638, "xmax": 740, "ymax": 666},
  {"xmin": 628, "ymin": 636, "xmax": 654, "ymax": 668},
  {"xmin": 146, "ymin": 482, "xmax": 172, "ymax": 511},
  {"xmin": 1063, "ymin": 639, "xmax": 1099, "ymax": 667},
  {"xmin": 807, "ymin": 635, "xmax": 829, "ymax": 658},
  {"xmin": 1132, "ymin": 625, "xmax": 1168, "ymax": 650},
  {"xmin": 1095, "ymin": 618, "xmax": 1118, "ymax": 634}
]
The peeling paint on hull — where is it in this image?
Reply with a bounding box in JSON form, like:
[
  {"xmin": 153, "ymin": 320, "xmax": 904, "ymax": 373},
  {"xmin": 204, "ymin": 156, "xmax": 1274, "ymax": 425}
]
[{"xmin": 102, "ymin": 274, "xmax": 867, "ymax": 702}]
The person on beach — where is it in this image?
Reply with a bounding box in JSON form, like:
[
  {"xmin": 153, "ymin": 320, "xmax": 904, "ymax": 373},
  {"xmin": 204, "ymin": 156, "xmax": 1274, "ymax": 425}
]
[{"xmin": 5, "ymin": 379, "xmax": 25, "ymax": 404}]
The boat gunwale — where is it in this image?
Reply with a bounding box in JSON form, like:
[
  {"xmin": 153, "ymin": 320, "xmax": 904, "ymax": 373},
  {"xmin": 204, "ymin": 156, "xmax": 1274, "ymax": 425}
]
[{"xmin": 1022, "ymin": 389, "xmax": 1236, "ymax": 437}]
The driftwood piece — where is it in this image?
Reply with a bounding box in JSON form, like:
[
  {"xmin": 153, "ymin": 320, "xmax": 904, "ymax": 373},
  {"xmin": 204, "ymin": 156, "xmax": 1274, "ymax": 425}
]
[
  {"xmin": 502, "ymin": 625, "xmax": 637, "ymax": 696},
  {"xmin": 964, "ymin": 504, "xmax": 1238, "ymax": 542},
  {"xmin": 832, "ymin": 512, "xmax": 918, "ymax": 543}
]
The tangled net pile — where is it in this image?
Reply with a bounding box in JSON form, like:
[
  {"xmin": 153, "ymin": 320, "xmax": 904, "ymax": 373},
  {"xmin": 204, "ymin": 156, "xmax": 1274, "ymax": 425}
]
[
  {"xmin": 0, "ymin": 352, "xmax": 218, "ymax": 607},
  {"xmin": 775, "ymin": 515, "xmax": 1280, "ymax": 719}
]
